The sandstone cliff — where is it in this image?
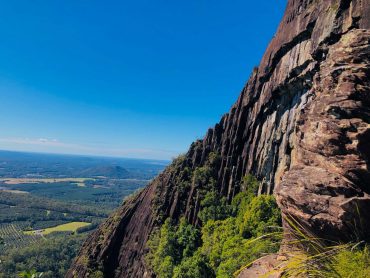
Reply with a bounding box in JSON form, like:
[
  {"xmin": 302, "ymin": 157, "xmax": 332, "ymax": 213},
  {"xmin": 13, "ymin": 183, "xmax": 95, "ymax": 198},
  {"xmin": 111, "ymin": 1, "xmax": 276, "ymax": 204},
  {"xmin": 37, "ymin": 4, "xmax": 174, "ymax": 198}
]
[{"xmin": 68, "ymin": 0, "xmax": 370, "ymax": 277}]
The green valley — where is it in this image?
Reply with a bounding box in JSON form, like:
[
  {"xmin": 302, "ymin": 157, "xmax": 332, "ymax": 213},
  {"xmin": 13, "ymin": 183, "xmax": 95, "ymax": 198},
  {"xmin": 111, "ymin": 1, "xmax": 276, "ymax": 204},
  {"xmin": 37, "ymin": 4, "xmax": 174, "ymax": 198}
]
[{"xmin": 0, "ymin": 151, "xmax": 167, "ymax": 278}]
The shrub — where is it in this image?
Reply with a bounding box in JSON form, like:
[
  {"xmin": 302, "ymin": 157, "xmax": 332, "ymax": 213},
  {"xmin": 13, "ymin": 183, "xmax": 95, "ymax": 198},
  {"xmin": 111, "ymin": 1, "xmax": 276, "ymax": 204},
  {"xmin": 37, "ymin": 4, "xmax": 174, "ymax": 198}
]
[
  {"xmin": 198, "ymin": 191, "xmax": 231, "ymax": 223},
  {"xmin": 146, "ymin": 218, "xmax": 201, "ymax": 278},
  {"xmin": 147, "ymin": 219, "xmax": 178, "ymax": 277},
  {"xmin": 201, "ymin": 218, "xmax": 238, "ymax": 269},
  {"xmin": 217, "ymin": 236, "xmax": 278, "ymax": 278},
  {"xmin": 193, "ymin": 166, "xmax": 215, "ymax": 190},
  {"xmin": 147, "ymin": 174, "xmax": 282, "ymax": 278},
  {"xmin": 240, "ymin": 195, "xmax": 281, "ymax": 238},
  {"xmin": 157, "ymin": 256, "xmax": 175, "ymax": 278},
  {"xmin": 176, "ymin": 218, "xmax": 201, "ymax": 258},
  {"xmin": 332, "ymin": 246, "xmax": 370, "ymax": 277},
  {"xmin": 173, "ymin": 251, "xmax": 214, "ymax": 278},
  {"xmin": 239, "ymin": 174, "xmax": 259, "ymax": 196},
  {"xmin": 278, "ymin": 216, "xmax": 370, "ymax": 277}
]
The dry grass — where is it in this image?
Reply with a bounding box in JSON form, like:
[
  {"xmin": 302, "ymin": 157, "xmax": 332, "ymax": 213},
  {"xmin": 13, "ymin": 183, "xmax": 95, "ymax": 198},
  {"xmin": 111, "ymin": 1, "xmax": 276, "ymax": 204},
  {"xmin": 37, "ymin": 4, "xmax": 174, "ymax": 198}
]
[{"xmin": 257, "ymin": 216, "xmax": 370, "ymax": 278}]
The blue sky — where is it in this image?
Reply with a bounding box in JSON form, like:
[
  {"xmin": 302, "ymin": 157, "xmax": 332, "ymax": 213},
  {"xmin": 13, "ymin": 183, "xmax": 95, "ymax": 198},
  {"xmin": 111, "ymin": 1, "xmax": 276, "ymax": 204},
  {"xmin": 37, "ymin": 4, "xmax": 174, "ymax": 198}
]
[{"xmin": 0, "ymin": 0, "xmax": 286, "ymax": 160}]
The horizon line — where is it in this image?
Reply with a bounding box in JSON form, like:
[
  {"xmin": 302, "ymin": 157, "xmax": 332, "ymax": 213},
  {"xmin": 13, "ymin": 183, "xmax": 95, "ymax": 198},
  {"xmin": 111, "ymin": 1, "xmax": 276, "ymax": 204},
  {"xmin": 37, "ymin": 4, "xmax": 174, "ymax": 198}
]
[{"xmin": 0, "ymin": 148, "xmax": 173, "ymax": 162}]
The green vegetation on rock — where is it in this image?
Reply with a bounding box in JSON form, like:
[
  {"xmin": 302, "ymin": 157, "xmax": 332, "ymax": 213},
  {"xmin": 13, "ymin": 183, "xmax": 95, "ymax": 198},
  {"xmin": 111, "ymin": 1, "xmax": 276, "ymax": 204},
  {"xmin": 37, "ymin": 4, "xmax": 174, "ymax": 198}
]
[
  {"xmin": 198, "ymin": 191, "xmax": 231, "ymax": 223},
  {"xmin": 332, "ymin": 246, "xmax": 370, "ymax": 277},
  {"xmin": 146, "ymin": 174, "xmax": 282, "ymax": 278},
  {"xmin": 279, "ymin": 217, "xmax": 370, "ymax": 278}
]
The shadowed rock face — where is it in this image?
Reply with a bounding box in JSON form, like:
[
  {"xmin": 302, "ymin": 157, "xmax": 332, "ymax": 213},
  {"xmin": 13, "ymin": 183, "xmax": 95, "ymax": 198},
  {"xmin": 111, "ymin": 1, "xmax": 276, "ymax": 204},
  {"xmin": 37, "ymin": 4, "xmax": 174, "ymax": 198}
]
[{"xmin": 67, "ymin": 0, "xmax": 370, "ymax": 277}]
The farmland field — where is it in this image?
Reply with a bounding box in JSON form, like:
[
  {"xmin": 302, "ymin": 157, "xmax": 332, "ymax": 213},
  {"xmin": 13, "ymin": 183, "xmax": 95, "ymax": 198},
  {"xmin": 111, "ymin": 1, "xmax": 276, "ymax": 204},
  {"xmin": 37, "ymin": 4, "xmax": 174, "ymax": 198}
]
[
  {"xmin": 0, "ymin": 178, "xmax": 95, "ymax": 186},
  {"xmin": 24, "ymin": 222, "xmax": 91, "ymax": 236},
  {"xmin": 0, "ymin": 150, "xmax": 168, "ymax": 277}
]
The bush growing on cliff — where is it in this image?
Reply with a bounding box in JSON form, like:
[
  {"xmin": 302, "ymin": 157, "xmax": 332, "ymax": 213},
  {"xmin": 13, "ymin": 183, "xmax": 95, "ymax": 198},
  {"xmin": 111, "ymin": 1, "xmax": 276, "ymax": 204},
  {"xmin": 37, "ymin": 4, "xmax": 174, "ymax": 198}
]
[
  {"xmin": 192, "ymin": 152, "xmax": 220, "ymax": 193},
  {"xmin": 271, "ymin": 216, "xmax": 370, "ymax": 278},
  {"xmin": 217, "ymin": 236, "xmax": 278, "ymax": 278},
  {"xmin": 146, "ymin": 219, "xmax": 177, "ymax": 277},
  {"xmin": 332, "ymin": 245, "xmax": 370, "ymax": 277},
  {"xmin": 146, "ymin": 218, "xmax": 201, "ymax": 278},
  {"xmin": 173, "ymin": 251, "xmax": 214, "ymax": 278},
  {"xmin": 239, "ymin": 174, "xmax": 260, "ymax": 195},
  {"xmin": 193, "ymin": 166, "xmax": 216, "ymax": 191},
  {"xmin": 198, "ymin": 191, "xmax": 231, "ymax": 223},
  {"xmin": 146, "ymin": 174, "xmax": 283, "ymax": 278},
  {"xmin": 240, "ymin": 195, "xmax": 281, "ymax": 238},
  {"xmin": 199, "ymin": 193, "xmax": 281, "ymax": 277},
  {"xmin": 279, "ymin": 241, "xmax": 370, "ymax": 277},
  {"xmin": 176, "ymin": 218, "xmax": 201, "ymax": 258}
]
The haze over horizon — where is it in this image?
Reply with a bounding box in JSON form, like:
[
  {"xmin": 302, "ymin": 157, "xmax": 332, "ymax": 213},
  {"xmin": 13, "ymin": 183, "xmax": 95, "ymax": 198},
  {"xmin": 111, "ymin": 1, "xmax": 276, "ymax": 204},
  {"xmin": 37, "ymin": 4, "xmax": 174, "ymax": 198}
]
[{"xmin": 0, "ymin": 1, "xmax": 286, "ymax": 160}]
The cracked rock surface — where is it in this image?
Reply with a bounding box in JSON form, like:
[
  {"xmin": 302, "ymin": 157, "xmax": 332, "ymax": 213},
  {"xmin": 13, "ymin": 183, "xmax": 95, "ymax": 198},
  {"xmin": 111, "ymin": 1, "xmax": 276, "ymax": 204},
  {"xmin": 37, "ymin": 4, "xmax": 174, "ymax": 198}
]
[{"xmin": 68, "ymin": 0, "xmax": 370, "ymax": 277}]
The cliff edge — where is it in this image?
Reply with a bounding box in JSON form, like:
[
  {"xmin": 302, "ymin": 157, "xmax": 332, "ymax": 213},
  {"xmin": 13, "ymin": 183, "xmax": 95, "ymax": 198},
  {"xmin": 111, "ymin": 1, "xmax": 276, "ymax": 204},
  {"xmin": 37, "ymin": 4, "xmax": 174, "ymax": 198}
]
[{"xmin": 68, "ymin": 0, "xmax": 370, "ymax": 277}]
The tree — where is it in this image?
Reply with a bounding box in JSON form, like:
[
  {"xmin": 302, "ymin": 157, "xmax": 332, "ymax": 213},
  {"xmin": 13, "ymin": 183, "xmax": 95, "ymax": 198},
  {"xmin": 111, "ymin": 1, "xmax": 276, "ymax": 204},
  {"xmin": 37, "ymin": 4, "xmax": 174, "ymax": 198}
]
[
  {"xmin": 240, "ymin": 195, "xmax": 281, "ymax": 238},
  {"xmin": 18, "ymin": 270, "xmax": 43, "ymax": 278},
  {"xmin": 146, "ymin": 218, "xmax": 201, "ymax": 277},
  {"xmin": 198, "ymin": 191, "xmax": 231, "ymax": 223},
  {"xmin": 173, "ymin": 251, "xmax": 214, "ymax": 278},
  {"xmin": 176, "ymin": 218, "xmax": 200, "ymax": 258},
  {"xmin": 147, "ymin": 175, "xmax": 283, "ymax": 278},
  {"xmin": 149, "ymin": 219, "xmax": 177, "ymax": 276}
]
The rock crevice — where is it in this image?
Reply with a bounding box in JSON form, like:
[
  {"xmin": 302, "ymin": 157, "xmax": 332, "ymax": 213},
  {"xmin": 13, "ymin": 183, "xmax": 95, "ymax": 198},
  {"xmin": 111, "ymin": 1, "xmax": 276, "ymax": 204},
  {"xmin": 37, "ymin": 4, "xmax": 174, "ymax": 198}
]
[{"xmin": 68, "ymin": 1, "xmax": 370, "ymax": 277}]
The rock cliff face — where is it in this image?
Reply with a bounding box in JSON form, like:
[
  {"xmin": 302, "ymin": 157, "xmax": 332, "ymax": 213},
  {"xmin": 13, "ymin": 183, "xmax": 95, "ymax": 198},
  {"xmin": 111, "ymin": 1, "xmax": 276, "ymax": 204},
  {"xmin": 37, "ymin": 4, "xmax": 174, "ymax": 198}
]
[{"xmin": 68, "ymin": 0, "xmax": 370, "ymax": 277}]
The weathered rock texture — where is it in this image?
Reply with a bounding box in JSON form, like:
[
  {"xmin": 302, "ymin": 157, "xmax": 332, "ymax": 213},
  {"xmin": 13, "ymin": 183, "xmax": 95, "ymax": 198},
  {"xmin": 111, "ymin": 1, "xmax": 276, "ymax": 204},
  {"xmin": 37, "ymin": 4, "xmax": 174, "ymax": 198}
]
[{"xmin": 68, "ymin": 0, "xmax": 370, "ymax": 277}]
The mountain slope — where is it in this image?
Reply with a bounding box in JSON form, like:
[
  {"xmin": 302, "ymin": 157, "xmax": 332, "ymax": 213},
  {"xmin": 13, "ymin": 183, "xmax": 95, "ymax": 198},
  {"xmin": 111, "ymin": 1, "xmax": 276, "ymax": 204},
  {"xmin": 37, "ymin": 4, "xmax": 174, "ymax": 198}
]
[{"xmin": 68, "ymin": 0, "xmax": 370, "ymax": 277}]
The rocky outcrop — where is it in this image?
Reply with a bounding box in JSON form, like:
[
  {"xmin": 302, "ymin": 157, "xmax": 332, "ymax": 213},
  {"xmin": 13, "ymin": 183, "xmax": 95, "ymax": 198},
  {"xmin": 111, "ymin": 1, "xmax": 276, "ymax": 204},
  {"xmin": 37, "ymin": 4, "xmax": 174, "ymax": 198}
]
[
  {"xmin": 275, "ymin": 28, "xmax": 370, "ymax": 241},
  {"xmin": 237, "ymin": 254, "xmax": 284, "ymax": 278},
  {"xmin": 68, "ymin": 0, "xmax": 370, "ymax": 277}
]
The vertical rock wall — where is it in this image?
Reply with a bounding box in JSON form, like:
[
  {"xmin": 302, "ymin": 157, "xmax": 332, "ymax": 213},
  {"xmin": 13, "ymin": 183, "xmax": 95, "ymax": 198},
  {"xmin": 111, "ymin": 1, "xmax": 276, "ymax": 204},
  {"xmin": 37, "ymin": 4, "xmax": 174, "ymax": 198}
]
[{"xmin": 68, "ymin": 0, "xmax": 370, "ymax": 277}]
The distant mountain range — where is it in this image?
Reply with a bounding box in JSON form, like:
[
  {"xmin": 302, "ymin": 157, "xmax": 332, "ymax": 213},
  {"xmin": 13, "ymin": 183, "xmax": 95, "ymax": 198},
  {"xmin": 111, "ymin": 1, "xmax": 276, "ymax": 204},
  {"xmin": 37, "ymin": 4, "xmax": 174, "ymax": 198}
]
[{"xmin": 0, "ymin": 150, "xmax": 168, "ymax": 179}]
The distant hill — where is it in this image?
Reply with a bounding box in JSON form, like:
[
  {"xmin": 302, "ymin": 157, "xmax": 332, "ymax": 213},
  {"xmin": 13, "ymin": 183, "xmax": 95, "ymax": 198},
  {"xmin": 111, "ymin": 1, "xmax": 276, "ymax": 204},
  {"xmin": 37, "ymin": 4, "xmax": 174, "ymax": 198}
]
[
  {"xmin": 0, "ymin": 150, "xmax": 168, "ymax": 179},
  {"xmin": 79, "ymin": 165, "xmax": 129, "ymax": 179}
]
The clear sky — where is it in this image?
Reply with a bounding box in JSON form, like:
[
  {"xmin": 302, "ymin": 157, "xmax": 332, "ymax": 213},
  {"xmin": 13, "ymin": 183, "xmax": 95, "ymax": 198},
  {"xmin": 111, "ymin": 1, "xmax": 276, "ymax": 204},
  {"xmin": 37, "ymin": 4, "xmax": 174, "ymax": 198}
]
[{"xmin": 0, "ymin": 0, "xmax": 286, "ymax": 160}]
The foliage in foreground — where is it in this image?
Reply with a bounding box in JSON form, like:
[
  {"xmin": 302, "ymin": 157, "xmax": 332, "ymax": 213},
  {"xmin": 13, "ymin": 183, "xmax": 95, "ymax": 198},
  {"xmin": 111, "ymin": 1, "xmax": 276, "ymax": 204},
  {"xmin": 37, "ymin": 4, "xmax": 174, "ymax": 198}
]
[
  {"xmin": 276, "ymin": 217, "xmax": 370, "ymax": 278},
  {"xmin": 147, "ymin": 165, "xmax": 370, "ymax": 278},
  {"xmin": 279, "ymin": 242, "xmax": 370, "ymax": 278},
  {"xmin": 146, "ymin": 174, "xmax": 282, "ymax": 278}
]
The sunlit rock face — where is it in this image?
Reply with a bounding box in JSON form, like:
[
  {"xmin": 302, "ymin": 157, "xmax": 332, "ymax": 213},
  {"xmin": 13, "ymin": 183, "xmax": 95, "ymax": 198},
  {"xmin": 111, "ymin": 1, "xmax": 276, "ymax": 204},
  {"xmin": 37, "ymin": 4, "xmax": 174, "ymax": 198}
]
[{"xmin": 67, "ymin": 0, "xmax": 370, "ymax": 277}]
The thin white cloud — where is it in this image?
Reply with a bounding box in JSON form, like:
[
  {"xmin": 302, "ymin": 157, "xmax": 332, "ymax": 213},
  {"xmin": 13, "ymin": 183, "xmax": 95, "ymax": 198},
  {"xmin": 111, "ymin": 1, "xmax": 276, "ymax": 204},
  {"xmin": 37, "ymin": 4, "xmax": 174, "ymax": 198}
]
[
  {"xmin": 0, "ymin": 137, "xmax": 74, "ymax": 148},
  {"xmin": 0, "ymin": 137, "xmax": 177, "ymax": 160}
]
